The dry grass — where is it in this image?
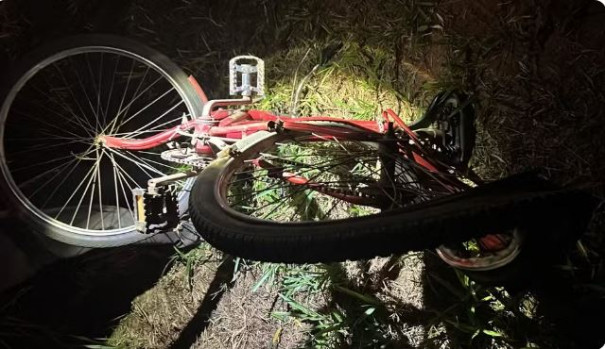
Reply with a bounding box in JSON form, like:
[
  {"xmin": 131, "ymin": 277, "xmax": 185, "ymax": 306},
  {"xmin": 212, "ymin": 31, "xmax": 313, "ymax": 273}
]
[
  {"xmin": 1, "ymin": 0, "xmax": 604, "ymax": 348},
  {"xmin": 108, "ymin": 254, "xmax": 322, "ymax": 349},
  {"xmin": 108, "ymin": 248, "xmax": 222, "ymax": 349},
  {"xmin": 0, "ymin": 0, "xmax": 28, "ymax": 66},
  {"xmin": 193, "ymin": 267, "xmax": 314, "ymax": 349},
  {"xmin": 437, "ymin": 0, "xmax": 605, "ymax": 188}
]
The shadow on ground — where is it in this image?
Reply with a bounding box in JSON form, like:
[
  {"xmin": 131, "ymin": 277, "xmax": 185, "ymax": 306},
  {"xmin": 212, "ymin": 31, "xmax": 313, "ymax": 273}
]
[
  {"xmin": 167, "ymin": 256, "xmax": 235, "ymax": 349},
  {"xmin": 1, "ymin": 0, "xmax": 604, "ymax": 348},
  {"xmin": 0, "ymin": 224, "xmax": 177, "ymax": 348}
]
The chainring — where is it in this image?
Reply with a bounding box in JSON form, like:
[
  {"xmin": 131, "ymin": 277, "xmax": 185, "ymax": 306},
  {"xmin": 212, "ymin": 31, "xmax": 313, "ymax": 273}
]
[{"xmin": 160, "ymin": 148, "xmax": 213, "ymax": 168}]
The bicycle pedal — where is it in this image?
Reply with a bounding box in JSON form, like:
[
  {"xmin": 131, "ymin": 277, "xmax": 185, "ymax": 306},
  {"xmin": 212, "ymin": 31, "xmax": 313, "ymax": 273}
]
[
  {"xmin": 133, "ymin": 186, "xmax": 180, "ymax": 234},
  {"xmin": 229, "ymin": 55, "xmax": 265, "ymax": 98}
]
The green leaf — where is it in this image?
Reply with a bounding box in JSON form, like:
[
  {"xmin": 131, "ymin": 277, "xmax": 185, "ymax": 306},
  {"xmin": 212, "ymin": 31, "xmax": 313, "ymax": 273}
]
[
  {"xmin": 332, "ymin": 285, "xmax": 380, "ymax": 305},
  {"xmin": 482, "ymin": 329, "xmax": 503, "ymax": 337}
]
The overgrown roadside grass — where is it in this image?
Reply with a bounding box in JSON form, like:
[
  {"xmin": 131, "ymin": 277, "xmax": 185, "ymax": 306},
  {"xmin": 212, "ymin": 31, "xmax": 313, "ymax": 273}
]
[
  {"xmin": 98, "ymin": 0, "xmax": 605, "ymax": 347},
  {"xmin": 2, "ymin": 0, "xmax": 604, "ymax": 348}
]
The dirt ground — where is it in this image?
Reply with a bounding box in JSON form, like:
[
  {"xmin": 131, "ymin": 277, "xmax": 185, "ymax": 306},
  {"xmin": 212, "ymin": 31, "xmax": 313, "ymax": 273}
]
[
  {"xmin": 109, "ymin": 251, "xmax": 442, "ymax": 349},
  {"xmin": 1, "ymin": 0, "xmax": 605, "ymax": 348}
]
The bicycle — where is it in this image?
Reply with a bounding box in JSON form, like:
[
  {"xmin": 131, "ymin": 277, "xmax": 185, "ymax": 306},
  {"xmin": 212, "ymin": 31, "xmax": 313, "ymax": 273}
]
[{"xmin": 0, "ymin": 35, "xmax": 596, "ymax": 270}]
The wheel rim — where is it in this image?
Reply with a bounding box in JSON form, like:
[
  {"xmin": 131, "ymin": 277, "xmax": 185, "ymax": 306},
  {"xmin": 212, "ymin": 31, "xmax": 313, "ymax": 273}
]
[
  {"xmin": 0, "ymin": 46, "xmax": 197, "ymax": 236},
  {"xmin": 216, "ymin": 134, "xmax": 458, "ymax": 223},
  {"xmin": 436, "ymin": 230, "xmax": 523, "ymax": 271}
]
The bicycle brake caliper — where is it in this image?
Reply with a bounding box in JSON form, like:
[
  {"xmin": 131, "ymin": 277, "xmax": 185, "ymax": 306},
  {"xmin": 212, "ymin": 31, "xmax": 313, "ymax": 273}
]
[{"xmin": 229, "ymin": 56, "xmax": 265, "ymax": 98}]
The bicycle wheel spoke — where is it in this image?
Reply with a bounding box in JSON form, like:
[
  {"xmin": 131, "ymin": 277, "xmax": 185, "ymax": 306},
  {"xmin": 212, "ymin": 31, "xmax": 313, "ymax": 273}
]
[
  {"xmin": 102, "ymin": 54, "xmax": 120, "ymax": 129},
  {"xmin": 1, "ymin": 38, "xmax": 199, "ymax": 236},
  {"xmin": 118, "ymin": 114, "xmax": 187, "ymax": 138},
  {"xmin": 319, "ymin": 199, "xmax": 343, "ymax": 220},
  {"xmin": 257, "ymin": 179, "xmax": 332, "ymax": 220},
  {"xmin": 115, "ymin": 164, "xmax": 138, "ymax": 198},
  {"xmin": 11, "ymin": 150, "xmax": 93, "ymax": 173},
  {"xmin": 234, "ymin": 183, "xmax": 296, "ymax": 217},
  {"xmin": 233, "ymin": 151, "xmax": 370, "ymax": 179},
  {"xmin": 120, "ymin": 102, "xmax": 185, "ymax": 140},
  {"xmin": 137, "ymin": 151, "xmax": 163, "ymax": 156},
  {"xmin": 229, "ymin": 153, "xmax": 359, "ymax": 211},
  {"xmin": 56, "ymin": 155, "xmax": 99, "ymax": 220},
  {"xmin": 35, "ymin": 131, "xmax": 93, "ymax": 142},
  {"xmin": 29, "ymin": 160, "xmax": 78, "ymax": 199},
  {"xmin": 10, "ymin": 140, "xmax": 85, "ymax": 156},
  {"xmin": 84, "ymin": 166, "xmax": 98, "ymax": 229},
  {"xmin": 223, "ymin": 136, "xmax": 447, "ymax": 222},
  {"xmin": 145, "ymin": 114, "xmax": 189, "ymax": 132},
  {"xmin": 106, "ymin": 62, "xmax": 145, "ymax": 135},
  {"xmin": 110, "ymin": 151, "xmax": 122, "ymax": 229},
  {"xmin": 116, "ymin": 87, "xmax": 177, "ymax": 131},
  {"xmin": 228, "ymin": 155, "xmax": 360, "ymax": 206},
  {"xmin": 113, "ymin": 74, "xmax": 163, "ymax": 128},
  {"xmin": 287, "ymin": 190, "xmax": 319, "ymax": 222},
  {"xmin": 40, "ymin": 151, "xmax": 93, "ymax": 208},
  {"xmin": 84, "ymin": 53, "xmax": 103, "ymax": 131},
  {"xmin": 18, "ymin": 158, "xmax": 77, "ymax": 191},
  {"xmin": 11, "ymin": 108, "xmax": 93, "ymax": 141},
  {"xmin": 131, "ymin": 152, "xmax": 182, "ymax": 172},
  {"xmin": 96, "ymin": 52, "xmax": 105, "ymax": 128},
  {"xmin": 96, "ymin": 148, "xmax": 105, "ymax": 230},
  {"xmin": 106, "ymin": 148, "xmax": 166, "ymax": 178},
  {"xmin": 55, "ymin": 59, "xmax": 101, "ymax": 132},
  {"xmin": 105, "ymin": 150, "xmax": 135, "ymax": 219},
  {"xmin": 22, "ymin": 84, "xmax": 96, "ymax": 136},
  {"xmin": 334, "ymin": 141, "xmax": 408, "ymax": 206}
]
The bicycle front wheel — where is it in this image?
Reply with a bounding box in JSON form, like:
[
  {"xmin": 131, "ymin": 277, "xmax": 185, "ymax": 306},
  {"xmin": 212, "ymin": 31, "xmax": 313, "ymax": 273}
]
[
  {"xmin": 0, "ymin": 35, "xmax": 204, "ymax": 247},
  {"xmin": 190, "ymin": 130, "xmax": 592, "ymax": 263},
  {"xmin": 189, "ymin": 130, "xmax": 474, "ymax": 262}
]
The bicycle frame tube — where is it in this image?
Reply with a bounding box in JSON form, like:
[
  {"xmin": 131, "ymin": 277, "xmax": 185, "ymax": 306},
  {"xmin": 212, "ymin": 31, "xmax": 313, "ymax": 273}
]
[
  {"xmin": 99, "ymin": 107, "xmax": 458, "ymax": 188},
  {"xmin": 99, "ymin": 110, "xmax": 383, "ymax": 150},
  {"xmin": 100, "ymin": 119, "xmax": 197, "ymax": 150},
  {"xmin": 99, "ymin": 105, "xmax": 463, "ymax": 207},
  {"xmin": 100, "ymin": 107, "xmax": 455, "ymax": 175}
]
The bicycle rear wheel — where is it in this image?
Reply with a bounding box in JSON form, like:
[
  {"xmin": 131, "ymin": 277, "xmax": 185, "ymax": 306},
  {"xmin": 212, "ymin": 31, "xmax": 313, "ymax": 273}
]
[{"xmin": 0, "ymin": 35, "xmax": 204, "ymax": 247}]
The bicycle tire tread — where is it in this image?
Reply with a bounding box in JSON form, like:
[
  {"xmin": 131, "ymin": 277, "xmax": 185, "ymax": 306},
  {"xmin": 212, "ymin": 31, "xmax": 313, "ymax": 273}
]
[{"xmin": 190, "ymin": 164, "xmax": 596, "ymax": 263}]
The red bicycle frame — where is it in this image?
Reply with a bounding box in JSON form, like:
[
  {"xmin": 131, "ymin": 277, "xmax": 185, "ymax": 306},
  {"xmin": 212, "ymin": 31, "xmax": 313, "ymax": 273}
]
[
  {"xmin": 100, "ymin": 109, "xmax": 382, "ymax": 151},
  {"xmin": 98, "ymin": 74, "xmax": 464, "ymax": 211}
]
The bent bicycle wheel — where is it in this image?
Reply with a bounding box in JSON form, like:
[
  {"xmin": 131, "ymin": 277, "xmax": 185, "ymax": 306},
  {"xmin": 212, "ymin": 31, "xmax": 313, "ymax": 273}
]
[
  {"xmin": 189, "ymin": 130, "xmax": 582, "ymax": 263},
  {"xmin": 0, "ymin": 35, "xmax": 204, "ymax": 247}
]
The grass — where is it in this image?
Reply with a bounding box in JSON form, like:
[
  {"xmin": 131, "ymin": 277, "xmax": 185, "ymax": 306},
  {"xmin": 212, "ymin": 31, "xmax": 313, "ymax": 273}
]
[
  {"xmin": 243, "ymin": 254, "xmax": 559, "ymax": 348},
  {"xmin": 253, "ymin": 41, "xmax": 425, "ymax": 122},
  {"xmin": 226, "ymin": 139, "xmax": 389, "ymax": 222},
  {"xmin": 1, "ymin": 0, "xmax": 604, "ymax": 348},
  {"xmin": 253, "ymin": 262, "xmax": 396, "ymax": 348},
  {"xmin": 169, "ymin": 244, "xmax": 212, "ymax": 291},
  {"xmin": 238, "ymin": 251, "xmax": 574, "ymax": 348}
]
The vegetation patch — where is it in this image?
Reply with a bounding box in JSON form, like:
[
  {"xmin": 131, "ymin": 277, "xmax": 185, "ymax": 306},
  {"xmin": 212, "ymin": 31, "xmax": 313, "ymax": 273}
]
[{"xmin": 1, "ymin": 0, "xmax": 604, "ymax": 348}]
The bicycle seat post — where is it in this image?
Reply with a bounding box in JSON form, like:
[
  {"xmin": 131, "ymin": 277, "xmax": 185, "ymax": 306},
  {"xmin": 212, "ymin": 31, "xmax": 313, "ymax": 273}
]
[{"xmin": 200, "ymin": 56, "xmax": 265, "ymax": 117}]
